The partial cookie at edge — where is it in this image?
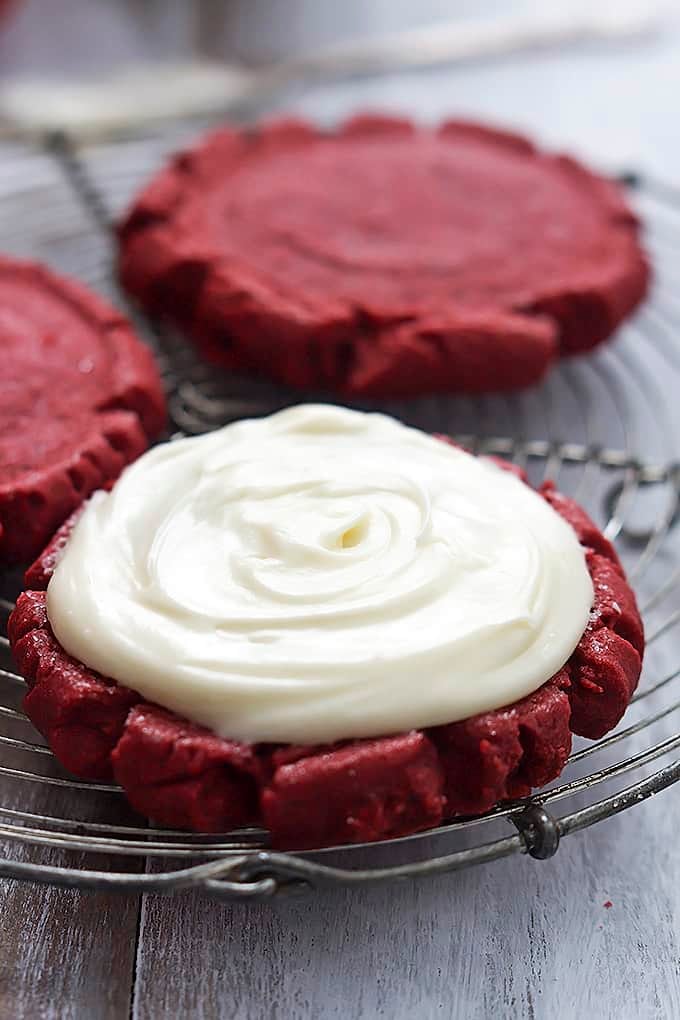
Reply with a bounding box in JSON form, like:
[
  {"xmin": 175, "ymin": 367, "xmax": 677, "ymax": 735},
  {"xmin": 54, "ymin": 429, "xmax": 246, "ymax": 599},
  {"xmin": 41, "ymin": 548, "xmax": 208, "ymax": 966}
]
[{"xmin": 0, "ymin": 256, "xmax": 166, "ymax": 565}]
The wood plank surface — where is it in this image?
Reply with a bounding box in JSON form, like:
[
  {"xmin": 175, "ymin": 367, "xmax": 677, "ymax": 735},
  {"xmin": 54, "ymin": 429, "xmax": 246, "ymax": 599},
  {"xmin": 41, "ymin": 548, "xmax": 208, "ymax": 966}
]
[
  {"xmin": 131, "ymin": 794, "xmax": 680, "ymax": 1020},
  {"xmin": 0, "ymin": 880, "xmax": 139, "ymax": 1020}
]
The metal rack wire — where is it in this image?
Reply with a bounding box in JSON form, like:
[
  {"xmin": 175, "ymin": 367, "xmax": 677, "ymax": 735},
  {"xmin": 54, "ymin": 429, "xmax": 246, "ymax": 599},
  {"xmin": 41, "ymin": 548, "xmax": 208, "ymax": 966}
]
[{"xmin": 2, "ymin": 127, "xmax": 680, "ymax": 899}]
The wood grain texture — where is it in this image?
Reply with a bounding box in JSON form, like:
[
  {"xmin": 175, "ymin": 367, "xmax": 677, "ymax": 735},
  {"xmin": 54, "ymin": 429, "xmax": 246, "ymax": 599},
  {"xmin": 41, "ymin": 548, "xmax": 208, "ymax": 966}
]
[
  {"xmin": 132, "ymin": 795, "xmax": 680, "ymax": 1020},
  {"xmin": 0, "ymin": 877, "xmax": 139, "ymax": 1020}
]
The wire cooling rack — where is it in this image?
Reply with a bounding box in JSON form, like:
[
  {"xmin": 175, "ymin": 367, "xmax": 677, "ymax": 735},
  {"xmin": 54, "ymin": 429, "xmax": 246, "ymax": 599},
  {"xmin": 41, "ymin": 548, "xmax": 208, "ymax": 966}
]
[{"xmin": 2, "ymin": 126, "xmax": 680, "ymax": 900}]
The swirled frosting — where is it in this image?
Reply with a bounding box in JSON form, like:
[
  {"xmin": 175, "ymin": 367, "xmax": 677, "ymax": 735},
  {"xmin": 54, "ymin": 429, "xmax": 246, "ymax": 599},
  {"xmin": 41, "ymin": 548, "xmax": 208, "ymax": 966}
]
[{"xmin": 47, "ymin": 405, "xmax": 593, "ymax": 743}]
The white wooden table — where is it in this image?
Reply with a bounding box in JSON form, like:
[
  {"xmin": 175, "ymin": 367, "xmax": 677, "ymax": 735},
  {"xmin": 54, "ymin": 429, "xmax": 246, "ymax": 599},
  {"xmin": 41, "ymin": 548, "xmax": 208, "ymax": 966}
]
[{"xmin": 1, "ymin": 3, "xmax": 680, "ymax": 1017}]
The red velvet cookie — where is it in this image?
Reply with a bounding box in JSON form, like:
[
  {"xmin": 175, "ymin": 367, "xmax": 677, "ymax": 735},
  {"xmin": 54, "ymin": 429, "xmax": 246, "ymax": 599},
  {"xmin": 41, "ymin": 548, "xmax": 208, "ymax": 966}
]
[
  {"xmin": 0, "ymin": 257, "xmax": 166, "ymax": 565},
  {"xmin": 8, "ymin": 463, "xmax": 643, "ymax": 851},
  {"xmin": 118, "ymin": 115, "xmax": 649, "ymax": 398}
]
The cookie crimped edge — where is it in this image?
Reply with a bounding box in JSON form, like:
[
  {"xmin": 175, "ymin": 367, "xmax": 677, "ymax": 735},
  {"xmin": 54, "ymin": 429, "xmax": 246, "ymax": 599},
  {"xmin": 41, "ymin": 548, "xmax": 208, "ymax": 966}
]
[
  {"xmin": 8, "ymin": 467, "xmax": 643, "ymax": 849},
  {"xmin": 117, "ymin": 115, "xmax": 649, "ymax": 398},
  {"xmin": 0, "ymin": 258, "xmax": 167, "ymax": 566},
  {"xmin": 0, "ymin": 411, "xmax": 148, "ymax": 567}
]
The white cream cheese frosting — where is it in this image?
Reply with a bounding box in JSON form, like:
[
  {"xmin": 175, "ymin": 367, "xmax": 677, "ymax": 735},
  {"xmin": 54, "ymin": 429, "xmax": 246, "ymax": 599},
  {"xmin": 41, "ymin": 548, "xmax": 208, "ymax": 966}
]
[{"xmin": 46, "ymin": 405, "xmax": 593, "ymax": 744}]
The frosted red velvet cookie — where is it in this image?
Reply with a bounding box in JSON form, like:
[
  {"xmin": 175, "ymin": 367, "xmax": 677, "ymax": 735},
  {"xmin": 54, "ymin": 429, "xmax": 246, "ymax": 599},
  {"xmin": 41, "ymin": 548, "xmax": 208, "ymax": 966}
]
[
  {"xmin": 0, "ymin": 257, "xmax": 166, "ymax": 565},
  {"xmin": 8, "ymin": 407, "xmax": 643, "ymax": 850},
  {"xmin": 118, "ymin": 115, "xmax": 649, "ymax": 398}
]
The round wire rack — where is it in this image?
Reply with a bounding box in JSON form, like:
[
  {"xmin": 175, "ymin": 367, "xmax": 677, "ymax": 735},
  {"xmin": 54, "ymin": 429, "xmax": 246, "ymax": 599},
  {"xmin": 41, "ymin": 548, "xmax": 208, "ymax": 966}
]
[{"xmin": 2, "ymin": 125, "xmax": 680, "ymax": 900}]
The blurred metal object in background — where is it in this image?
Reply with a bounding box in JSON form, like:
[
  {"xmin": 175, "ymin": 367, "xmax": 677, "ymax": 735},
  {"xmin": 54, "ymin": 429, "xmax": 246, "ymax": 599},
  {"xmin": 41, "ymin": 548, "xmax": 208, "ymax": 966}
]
[
  {"xmin": 0, "ymin": 0, "xmax": 666, "ymax": 140},
  {"xmin": 196, "ymin": 0, "xmax": 665, "ymax": 71}
]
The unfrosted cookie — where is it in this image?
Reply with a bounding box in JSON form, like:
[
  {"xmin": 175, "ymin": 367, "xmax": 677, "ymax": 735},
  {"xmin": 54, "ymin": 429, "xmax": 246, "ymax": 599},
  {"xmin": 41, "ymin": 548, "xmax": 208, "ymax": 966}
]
[
  {"xmin": 118, "ymin": 115, "xmax": 649, "ymax": 397},
  {"xmin": 0, "ymin": 257, "xmax": 166, "ymax": 565}
]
